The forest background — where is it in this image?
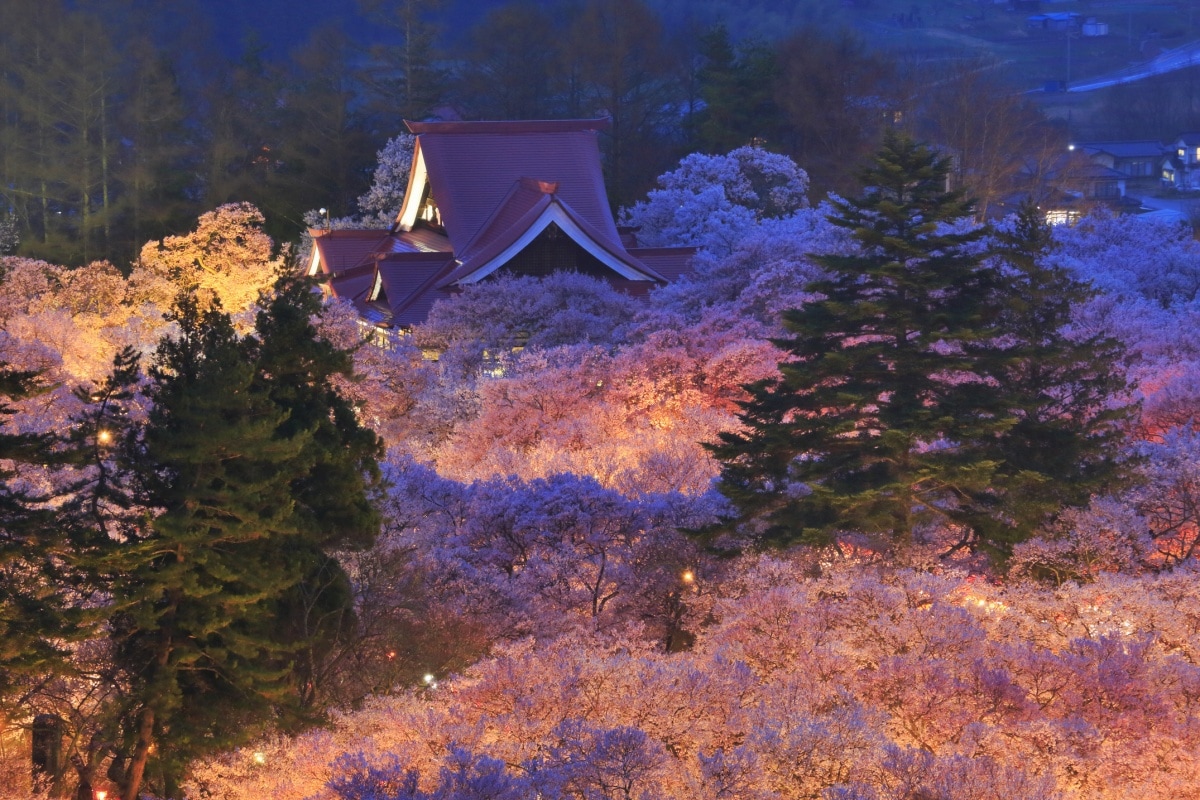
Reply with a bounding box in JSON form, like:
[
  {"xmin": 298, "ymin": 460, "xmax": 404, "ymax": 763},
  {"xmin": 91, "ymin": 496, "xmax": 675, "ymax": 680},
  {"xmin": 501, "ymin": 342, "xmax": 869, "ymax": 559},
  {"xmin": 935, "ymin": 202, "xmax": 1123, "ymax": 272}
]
[{"xmin": 8, "ymin": 0, "xmax": 1200, "ymax": 268}]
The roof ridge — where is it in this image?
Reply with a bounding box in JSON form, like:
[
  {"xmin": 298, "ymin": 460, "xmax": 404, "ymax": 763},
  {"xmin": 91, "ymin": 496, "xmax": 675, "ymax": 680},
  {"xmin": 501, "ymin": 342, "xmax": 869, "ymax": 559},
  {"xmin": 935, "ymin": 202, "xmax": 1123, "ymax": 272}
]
[{"xmin": 405, "ymin": 118, "xmax": 611, "ymax": 135}]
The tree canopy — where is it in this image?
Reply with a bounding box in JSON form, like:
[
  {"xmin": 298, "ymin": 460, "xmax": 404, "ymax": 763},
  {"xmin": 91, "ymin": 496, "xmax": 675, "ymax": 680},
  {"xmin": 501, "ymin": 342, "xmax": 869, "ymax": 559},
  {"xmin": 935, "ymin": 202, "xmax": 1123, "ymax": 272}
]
[{"xmin": 710, "ymin": 133, "xmax": 1133, "ymax": 558}]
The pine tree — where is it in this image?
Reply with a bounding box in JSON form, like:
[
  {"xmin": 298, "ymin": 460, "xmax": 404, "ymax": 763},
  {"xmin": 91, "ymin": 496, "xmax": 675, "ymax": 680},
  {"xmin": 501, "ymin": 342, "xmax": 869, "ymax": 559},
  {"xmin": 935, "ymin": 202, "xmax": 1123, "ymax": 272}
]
[
  {"xmin": 69, "ymin": 282, "xmax": 382, "ymax": 800},
  {"xmin": 249, "ymin": 275, "xmax": 383, "ymax": 712},
  {"xmin": 710, "ymin": 139, "xmax": 1135, "ymax": 560},
  {"xmin": 693, "ymin": 24, "xmax": 780, "ymax": 154},
  {"xmin": 955, "ymin": 202, "xmax": 1136, "ymax": 557},
  {"xmin": 709, "ymin": 131, "xmax": 1006, "ymax": 551},
  {"xmin": 97, "ymin": 297, "xmax": 307, "ymax": 799},
  {"xmin": 0, "ymin": 364, "xmax": 67, "ymax": 713}
]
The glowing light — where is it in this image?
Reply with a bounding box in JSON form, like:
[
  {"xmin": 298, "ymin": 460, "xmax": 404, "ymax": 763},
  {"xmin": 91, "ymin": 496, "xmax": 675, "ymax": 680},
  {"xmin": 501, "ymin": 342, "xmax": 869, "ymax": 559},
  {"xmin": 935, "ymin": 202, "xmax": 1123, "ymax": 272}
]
[
  {"xmin": 94, "ymin": 792, "xmax": 108, "ymax": 800},
  {"xmin": 97, "ymin": 429, "xmax": 112, "ymax": 445},
  {"xmin": 962, "ymin": 593, "xmax": 1007, "ymax": 613},
  {"xmin": 253, "ymin": 751, "xmax": 266, "ymax": 765},
  {"xmin": 681, "ymin": 570, "xmax": 695, "ymax": 584}
]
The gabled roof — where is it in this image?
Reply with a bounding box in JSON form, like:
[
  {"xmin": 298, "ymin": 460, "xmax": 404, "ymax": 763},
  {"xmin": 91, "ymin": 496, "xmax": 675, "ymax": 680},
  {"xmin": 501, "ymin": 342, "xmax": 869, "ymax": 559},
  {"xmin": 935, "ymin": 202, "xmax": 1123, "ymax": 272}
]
[
  {"xmin": 395, "ymin": 118, "xmax": 623, "ymax": 256},
  {"xmin": 311, "ymin": 118, "xmax": 695, "ymax": 328},
  {"xmin": 437, "ymin": 178, "xmax": 667, "ymax": 287},
  {"xmin": 628, "ymin": 247, "xmax": 698, "ymax": 283},
  {"xmin": 308, "ymin": 228, "xmax": 392, "ymax": 276},
  {"xmin": 307, "ymin": 227, "xmax": 452, "ymax": 278},
  {"xmin": 1076, "ymin": 140, "xmax": 1165, "ymax": 159},
  {"xmin": 372, "ymin": 252, "xmax": 457, "ymax": 327}
]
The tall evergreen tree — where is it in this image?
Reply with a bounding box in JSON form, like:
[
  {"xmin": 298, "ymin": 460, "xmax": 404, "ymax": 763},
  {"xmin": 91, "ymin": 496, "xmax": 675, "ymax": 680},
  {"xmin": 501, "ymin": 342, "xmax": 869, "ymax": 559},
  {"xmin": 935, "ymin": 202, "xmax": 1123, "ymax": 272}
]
[
  {"xmin": 358, "ymin": 0, "xmax": 447, "ymax": 126},
  {"xmin": 251, "ymin": 275, "xmax": 383, "ymax": 711},
  {"xmin": 100, "ymin": 297, "xmax": 309, "ymax": 800},
  {"xmin": 710, "ymin": 137, "xmax": 1134, "ymax": 559},
  {"xmin": 709, "ymin": 131, "xmax": 1005, "ymax": 552},
  {"xmin": 0, "ymin": 364, "xmax": 67, "ymax": 714},
  {"xmin": 693, "ymin": 24, "xmax": 780, "ymax": 153},
  {"xmin": 954, "ymin": 202, "xmax": 1135, "ymax": 556},
  {"xmin": 68, "ymin": 280, "xmax": 382, "ymax": 800}
]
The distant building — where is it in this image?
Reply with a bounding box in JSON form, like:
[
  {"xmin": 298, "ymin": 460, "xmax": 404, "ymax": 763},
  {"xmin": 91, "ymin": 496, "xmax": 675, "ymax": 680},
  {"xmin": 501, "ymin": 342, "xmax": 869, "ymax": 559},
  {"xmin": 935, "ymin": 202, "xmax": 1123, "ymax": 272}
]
[
  {"xmin": 1026, "ymin": 12, "xmax": 1081, "ymax": 32},
  {"xmin": 1162, "ymin": 133, "xmax": 1200, "ymax": 190},
  {"xmin": 305, "ymin": 118, "xmax": 694, "ymax": 330},
  {"xmin": 1074, "ymin": 140, "xmax": 1162, "ymax": 192}
]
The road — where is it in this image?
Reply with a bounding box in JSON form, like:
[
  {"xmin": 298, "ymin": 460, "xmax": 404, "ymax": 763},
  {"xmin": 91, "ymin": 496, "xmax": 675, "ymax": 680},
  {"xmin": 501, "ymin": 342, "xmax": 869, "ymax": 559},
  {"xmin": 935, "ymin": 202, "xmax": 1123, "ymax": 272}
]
[{"xmin": 1068, "ymin": 40, "xmax": 1200, "ymax": 92}]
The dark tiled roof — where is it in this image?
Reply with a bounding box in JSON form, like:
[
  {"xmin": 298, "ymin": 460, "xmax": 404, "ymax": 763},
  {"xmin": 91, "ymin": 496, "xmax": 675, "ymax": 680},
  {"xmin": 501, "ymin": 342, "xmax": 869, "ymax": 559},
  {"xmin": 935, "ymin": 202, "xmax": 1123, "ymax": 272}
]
[
  {"xmin": 311, "ymin": 229, "xmax": 392, "ymax": 274},
  {"xmin": 375, "ymin": 252, "xmax": 457, "ymax": 326},
  {"xmin": 454, "ymin": 179, "xmax": 554, "ymax": 264},
  {"xmin": 327, "ymin": 263, "xmax": 377, "ymax": 301},
  {"xmin": 437, "ymin": 190, "xmax": 667, "ymax": 287},
  {"xmin": 313, "ymin": 119, "xmax": 696, "ymax": 327},
  {"xmin": 405, "ymin": 118, "xmax": 621, "ymax": 258},
  {"xmin": 629, "ymin": 247, "xmax": 699, "ymax": 283},
  {"xmin": 393, "ymin": 228, "xmax": 451, "ymax": 253},
  {"xmin": 1077, "ymin": 141, "xmax": 1165, "ymax": 159}
]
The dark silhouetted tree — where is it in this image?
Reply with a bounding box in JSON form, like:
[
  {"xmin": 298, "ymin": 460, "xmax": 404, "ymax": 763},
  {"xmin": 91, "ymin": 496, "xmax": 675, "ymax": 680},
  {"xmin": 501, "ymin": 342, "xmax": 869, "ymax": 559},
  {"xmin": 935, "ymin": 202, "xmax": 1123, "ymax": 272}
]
[{"xmin": 710, "ymin": 132, "xmax": 1003, "ymax": 551}]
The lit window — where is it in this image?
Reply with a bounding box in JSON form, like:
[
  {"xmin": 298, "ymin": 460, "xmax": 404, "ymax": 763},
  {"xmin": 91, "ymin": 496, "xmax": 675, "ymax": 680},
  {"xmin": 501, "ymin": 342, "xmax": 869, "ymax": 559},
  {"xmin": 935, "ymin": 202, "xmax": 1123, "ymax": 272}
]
[{"xmin": 1044, "ymin": 209, "xmax": 1081, "ymax": 226}]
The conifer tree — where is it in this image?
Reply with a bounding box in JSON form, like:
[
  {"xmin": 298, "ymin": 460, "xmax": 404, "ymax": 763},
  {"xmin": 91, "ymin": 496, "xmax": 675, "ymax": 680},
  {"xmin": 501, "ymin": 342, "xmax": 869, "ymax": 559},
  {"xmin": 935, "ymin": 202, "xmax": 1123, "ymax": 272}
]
[
  {"xmin": 0, "ymin": 364, "xmax": 66, "ymax": 712},
  {"xmin": 70, "ymin": 281, "xmax": 382, "ymax": 800},
  {"xmin": 250, "ymin": 275, "xmax": 383, "ymax": 711},
  {"xmin": 710, "ymin": 138, "xmax": 1135, "ymax": 559},
  {"xmin": 710, "ymin": 131, "xmax": 1005, "ymax": 551},
  {"xmin": 955, "ymin": 202, "xmax": 1135, "ymax": 556}
]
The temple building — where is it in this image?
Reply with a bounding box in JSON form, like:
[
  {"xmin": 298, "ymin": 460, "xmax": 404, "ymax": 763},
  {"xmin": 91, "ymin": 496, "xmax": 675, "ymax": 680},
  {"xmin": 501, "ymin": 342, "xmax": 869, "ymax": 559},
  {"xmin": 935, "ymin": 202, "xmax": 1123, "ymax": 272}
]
[{"xmin": 305, "ymin": 118, "xmax": 694, "ymax": 329}]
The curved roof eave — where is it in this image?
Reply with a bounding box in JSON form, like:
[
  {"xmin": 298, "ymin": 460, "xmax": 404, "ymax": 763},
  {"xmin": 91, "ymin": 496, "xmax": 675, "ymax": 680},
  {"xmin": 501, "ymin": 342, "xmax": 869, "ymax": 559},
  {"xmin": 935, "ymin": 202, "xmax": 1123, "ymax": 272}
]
[{"xmin": 440, "ymin": 199, "xmax": 666, "ymax": 288}]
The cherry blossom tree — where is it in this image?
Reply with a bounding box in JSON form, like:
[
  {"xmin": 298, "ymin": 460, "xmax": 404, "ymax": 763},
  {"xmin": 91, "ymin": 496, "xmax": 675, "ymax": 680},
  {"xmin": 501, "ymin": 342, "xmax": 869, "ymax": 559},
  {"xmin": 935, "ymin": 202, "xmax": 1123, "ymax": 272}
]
[
  {"xmin": 356, "ymin": 134, "xmax": 416, "ymax": 222},
  {"xmin": 619, "ymin": 146, "xmax": 810, "ymax": 255},
  {"xmin": 129, "ymin": 202, "xmax": 284, "ymax": 317}
]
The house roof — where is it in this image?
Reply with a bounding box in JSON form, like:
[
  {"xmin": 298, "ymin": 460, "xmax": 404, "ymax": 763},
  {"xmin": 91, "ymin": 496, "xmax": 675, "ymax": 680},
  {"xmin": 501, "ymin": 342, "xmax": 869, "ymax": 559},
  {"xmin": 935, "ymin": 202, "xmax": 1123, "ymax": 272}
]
[
  {"xmin": 437, "ymin": 181, "xmax": 667, "ymax": 287},
  {"xmin": 326, "ymin": 263, "xmax": 377, "ymax": 302},
  {"xmin": 628, "ymin": 247, "xmax": 698, "ymax": 283},
  {"xmin": 309, "ymin": 228, "xmax": 392, "ymax": 276},
  {"xmin": 373, "ymin": 252, "xmax": 457, "ymax": 327},
  {"xmin": 312, "ymin": 118, "xmax": 695, "ymax": 328},
  {"xmin": 1077, "ymin": 140, "xmax": 1165, "ymax": 159},
  {"xmin": 398, "ymin": 118, "xmax": 624, "ymax": 257}
]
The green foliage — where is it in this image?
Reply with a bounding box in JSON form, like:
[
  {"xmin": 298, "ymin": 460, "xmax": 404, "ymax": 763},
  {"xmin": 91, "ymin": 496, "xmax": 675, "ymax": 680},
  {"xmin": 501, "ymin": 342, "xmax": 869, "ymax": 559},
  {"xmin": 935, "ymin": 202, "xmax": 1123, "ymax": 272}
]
[
  {"xmin": 693, "ymin": 24, "xmax": 781, "ymax": 154},
  {"xmin": 62, "ymin": 277, "xmax": 382, "ymax": 799},
  {"xmin": 0, "ymin": 365, "xmax": 68, "ymax": 711},
  {"xmin": 711, "ymin": 131, "xmax": 1000, "ymax": 550},
  {"xmin": 964, "ymin": 202, "xmax": 1136, "ymax": 554},
  {"xmin": 711, "ymin": 134, "xmax": 1132, "ymax": 559}
]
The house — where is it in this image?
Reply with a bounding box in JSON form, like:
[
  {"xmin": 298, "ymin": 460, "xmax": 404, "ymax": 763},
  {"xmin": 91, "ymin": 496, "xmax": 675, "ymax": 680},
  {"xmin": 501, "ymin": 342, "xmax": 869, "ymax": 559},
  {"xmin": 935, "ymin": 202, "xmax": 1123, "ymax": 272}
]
[
  {"xmin": 1073, "ymin": 140, "xmax": 1163, "ymax": 192},
  {"xmin": 1162, "ymin": 133, "xmax": 1200, "ymax": 190},
  {"xmin": 996, "ymin": 148, "xmax": 1132, "ymax": 225},
  {"xmin": 305, "ymin": 118, "xmax": 694, "ymax": 330},
  {"xmin": 1026, "ymin": 12, "xmax": 1081, "ymax": 32}
]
